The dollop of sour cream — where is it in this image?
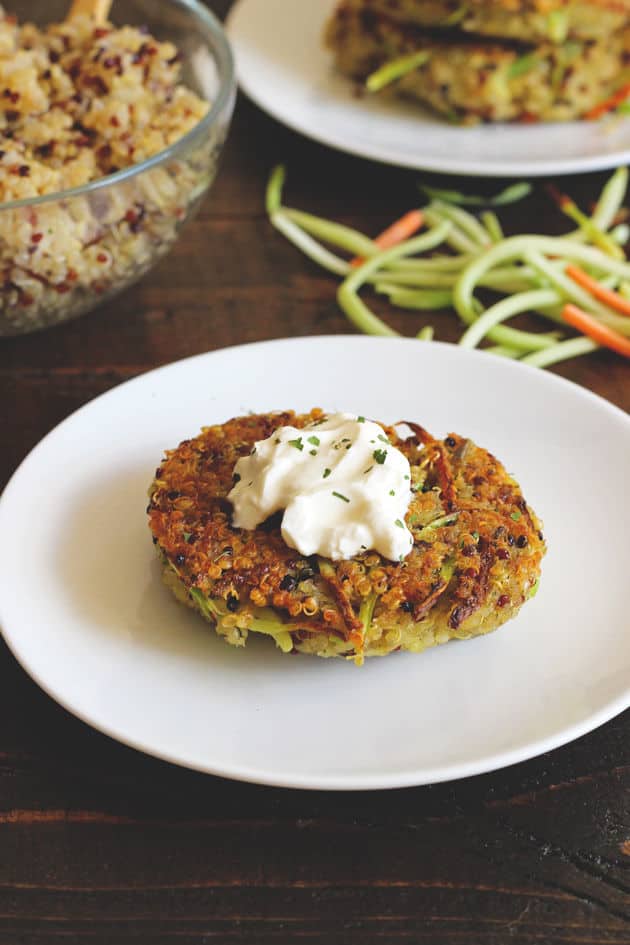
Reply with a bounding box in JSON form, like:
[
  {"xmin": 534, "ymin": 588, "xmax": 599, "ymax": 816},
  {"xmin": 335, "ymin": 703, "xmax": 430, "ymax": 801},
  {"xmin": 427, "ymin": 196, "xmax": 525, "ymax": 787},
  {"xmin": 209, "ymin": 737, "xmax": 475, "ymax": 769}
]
[{"xmin": 228, "ymin": 413, "xmax": 414, "ymax": 562}]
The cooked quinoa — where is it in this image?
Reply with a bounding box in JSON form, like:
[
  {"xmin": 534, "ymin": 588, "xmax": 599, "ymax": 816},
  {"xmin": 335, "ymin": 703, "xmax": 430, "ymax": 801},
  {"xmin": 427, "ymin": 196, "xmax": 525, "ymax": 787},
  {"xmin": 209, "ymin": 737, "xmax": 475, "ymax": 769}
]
[
  {"xmin": 358, "ymin": 0, "xmax": 630, "ymax": 44},
  {"xmin": 0, "ymin": 8, "xmax": 216, "ymax": 335},
  {"xmin": 148, "ymin": 410, "xmax": 546, "ymax": 664},
  {"xmin": 325, "ymin": 1, "xmax": 630, "ymax": 124}
]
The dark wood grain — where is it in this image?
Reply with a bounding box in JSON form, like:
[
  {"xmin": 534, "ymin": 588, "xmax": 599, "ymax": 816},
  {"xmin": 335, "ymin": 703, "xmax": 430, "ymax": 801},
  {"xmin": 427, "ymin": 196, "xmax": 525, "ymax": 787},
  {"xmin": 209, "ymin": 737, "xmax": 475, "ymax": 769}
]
[{"xmin": 1, "ymin": 1, "xmax": 629, "ymax": 942}]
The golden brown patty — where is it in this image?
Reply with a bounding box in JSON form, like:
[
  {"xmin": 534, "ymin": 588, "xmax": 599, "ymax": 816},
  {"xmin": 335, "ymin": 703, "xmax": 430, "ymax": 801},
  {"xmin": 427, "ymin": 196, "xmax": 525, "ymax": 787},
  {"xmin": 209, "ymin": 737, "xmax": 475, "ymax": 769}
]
[
  {"xmin": 148, "ymin": 410, "xmax": 546, "ymax": 662},
  {"xmin": 358, "ymin": 0, "xmax": 630, "ymax": 43},
  {"xmin": 325, "ymin": 4, "xmax": 630, "ymax": 124}
]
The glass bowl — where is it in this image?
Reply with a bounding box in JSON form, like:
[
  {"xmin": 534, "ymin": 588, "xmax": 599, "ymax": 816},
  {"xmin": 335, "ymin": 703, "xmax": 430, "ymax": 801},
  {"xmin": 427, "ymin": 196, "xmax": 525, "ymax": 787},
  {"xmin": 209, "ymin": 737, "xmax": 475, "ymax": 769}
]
[{"xmin": 0, "ymin": 0, "xmax": 235, "ymax": 336}]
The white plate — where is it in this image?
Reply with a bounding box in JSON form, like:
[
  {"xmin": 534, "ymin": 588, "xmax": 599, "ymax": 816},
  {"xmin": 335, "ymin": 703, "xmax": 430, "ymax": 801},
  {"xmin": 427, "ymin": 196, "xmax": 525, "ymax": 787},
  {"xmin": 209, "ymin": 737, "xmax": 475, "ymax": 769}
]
[
  {"xmin": 1, "ymin": 337, "xmax": 629, "ymax": 790},
  {"xmin": 226, "ymin": 0, "xmax": 630, "ymax": 177}
]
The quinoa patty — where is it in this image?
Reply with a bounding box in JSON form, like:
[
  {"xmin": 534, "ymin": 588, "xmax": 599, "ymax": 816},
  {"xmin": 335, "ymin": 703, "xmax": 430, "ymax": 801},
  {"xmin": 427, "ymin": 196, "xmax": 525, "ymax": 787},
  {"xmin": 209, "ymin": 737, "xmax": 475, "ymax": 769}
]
[
  {"xmin": 148, "ymin": 410, "xmax": 545, "ymax": 663},
  {"xmin": 325, "ymin": 3, "xmax": 630, "ymax": 123},
  {"xmin": 358, "ymin": 0, "xmax": 630, "ymax": 44}
]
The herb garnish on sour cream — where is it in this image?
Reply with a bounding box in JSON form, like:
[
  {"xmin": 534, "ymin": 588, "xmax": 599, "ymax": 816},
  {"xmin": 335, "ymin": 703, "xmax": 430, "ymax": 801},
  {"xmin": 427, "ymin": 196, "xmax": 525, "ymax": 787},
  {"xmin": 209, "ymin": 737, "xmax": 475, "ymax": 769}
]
[{"xmin": 228, "ymin": 414, "xmax": 413, "ymax": 562}]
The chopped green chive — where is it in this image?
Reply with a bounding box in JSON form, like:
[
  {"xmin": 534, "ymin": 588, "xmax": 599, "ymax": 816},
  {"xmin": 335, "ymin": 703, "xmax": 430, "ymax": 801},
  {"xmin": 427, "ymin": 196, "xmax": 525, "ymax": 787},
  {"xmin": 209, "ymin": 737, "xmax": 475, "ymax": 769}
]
[
  {"xmin": 363, "ymin": 466, "xmax": 373, "ymax": 475},
  {"xmin": 377, "ymin": 434, "xmax": 389, "ymax": 443},
  {"xmin": 323, "ymin": 468, "xmax": 331, "ymax": 479},
  {"xmin": 395, "ymin": 519, "xmax": 404, "ymax": 529},
  {"xmin": 357, "ymin": 416, "xmax": 365, "ymax": 423},
  {"xmin": 309, "ymin": 449, "xmax": 317, "ymax": 456},
  {"xmin": 288, "ymin": 437, "xmax": 304, "ymax": 451},
  {"xmin": 510, "ymin": 510, "xmax": 522, "ymax": 522},
  {"xmin": 389, "ymin": 490, "xmax": 395, "ymax": 496},
  {"xmin": 183, "ymin": 532, "xmax": 192, "ymax": 543},
  {"xmin": 472, "ymin": 531, "xmax": 479, "ymax": 540},
  {"xmin": 373, "ymin": 449, "xmax": 387, "ymax": 465},
  {"xmin": 404, "ymin": 474, "xmax": 410, "ymax": 480},
  {"xmin": 307, "ymin": 435, "xmax": 320, "ymax": 446},
  {"xmin": 333, "ymin": 491, "xmax": 350, "ymax": 503}
]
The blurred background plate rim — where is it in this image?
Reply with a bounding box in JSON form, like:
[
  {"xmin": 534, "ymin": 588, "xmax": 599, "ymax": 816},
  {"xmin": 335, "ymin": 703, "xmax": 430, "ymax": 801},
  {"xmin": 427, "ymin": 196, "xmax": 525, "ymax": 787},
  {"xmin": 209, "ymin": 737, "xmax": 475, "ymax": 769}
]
[{"xmin": 226, "ymin": 0, "xmax": 630, "ymax": 178}]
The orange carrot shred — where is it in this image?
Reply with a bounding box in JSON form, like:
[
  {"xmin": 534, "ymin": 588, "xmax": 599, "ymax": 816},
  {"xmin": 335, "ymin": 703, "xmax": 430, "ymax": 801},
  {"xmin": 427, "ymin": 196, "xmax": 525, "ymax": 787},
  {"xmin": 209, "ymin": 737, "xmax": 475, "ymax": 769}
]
[
  {"xmin": 584, "ymin": 82, "xmax": 630, "ymax": 120},
  {"xmin": 566, "ymin": 265, "xmax": 630, "ymax": 317},
  {"xmin": 562, "ymin": 303, "xmax": 630, "ymax": 358},
  {"xmin": 351, "ymin": 209, "xmax": 424, "ymax": 267}
]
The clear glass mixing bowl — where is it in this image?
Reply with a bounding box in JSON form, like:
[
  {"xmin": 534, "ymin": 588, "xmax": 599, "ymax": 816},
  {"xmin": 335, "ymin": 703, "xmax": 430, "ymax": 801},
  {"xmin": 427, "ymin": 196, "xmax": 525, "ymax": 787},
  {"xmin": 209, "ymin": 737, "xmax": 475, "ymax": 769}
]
[{"xmin": 0, "ymin": 0, "xmax": 235, "ymax": 336}]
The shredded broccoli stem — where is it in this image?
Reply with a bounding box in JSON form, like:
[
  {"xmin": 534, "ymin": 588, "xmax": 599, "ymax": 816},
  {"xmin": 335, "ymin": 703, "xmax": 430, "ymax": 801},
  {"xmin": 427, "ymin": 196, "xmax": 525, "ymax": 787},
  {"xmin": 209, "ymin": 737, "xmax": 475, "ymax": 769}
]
[
  {"xmin": 359, "ymin": 592, "xmax": 378, "ymax": 637},
  {"xmin": 416, "ymin": 513, "xmax": 460, "ymax": 536},
  {"xmin": 557, "ymin": 198, "xmax": 623, "ymax": 259},
  {"xmin": 190, "ymin": 587, "xmax": 223, "ymax": 619},
  {"xmin": 459, "ymin": 289, "xmax": 560, "ymax": 350},
  {"xmin": 522, "ymin": 337, "xmax": 599, "ymax": 368},
  {"xmin": 593, "ymin": 166, "xmax": 629, "ymax": 232},
  {"xmin": 271, "ymin": 212, "xmax": 350, "ymax": 277},
  {"xmin": 442, "ymin": 4, "xmax": 468, "ymax": 25},
  {"xmin": 508, "ymin": 53, "xmax": 540, "ymax": 79},
  {"xmin": 190, "ymin": 587, "xmax": 294, "ymax": 653},
  {"xmin": 420, "ymin": 181, "xmax": 531, "ymax": 208},
  {"xmin": 524, "ymin": 249, "xmax": 630, "ymax": 334},
  {"xmin": 284, "ymin": 207, "xmax": 377, "ymax": 258},
  {"xmin": 366, "ymin": 50, "xmax": 431, "ymax": 93},
  {"xmin": 547, "ymin": 9, "xmax": 569, "ymax": 42},
  {"xmin": 454, "ymin": 234, "xmax": 630, "ymax": 349},
  {"xmin": 423, "ymin": 208, "xmax": 480, "ymax": 254},
  {"xmin": 338, "ymin": 223, "xmax": 452, "ymax": 337},
  {"xmin": 371, "ymin": 269, "xmax": 458, "ymax": 288},
  {"xmin": 429, "ymin": 201, "xmax": 490, "ymax": 248},
  {"xmin": 376, "ymin": 285, "xmax": 453, "ymax": 310},
  {"xmin": 481, "ymin": 210, "xmax": 504, "ymax": 244},
  {"xmin": 484, "ymin": 345, "xmax": 522, "ymax": 359},
  {"xmin": 611, "ymin": 223, "xmax": 630, "ymax": 245},
  {"xmin": 388, "ymin": 254, "xmax": 473, "ymax": 272},
  {"xmin": 374, "ymin": 265, "xmax": 534, "ymax": 293},
  {"xmin": 266, "ymin": 164, "xmax": 630, "ymax": 369},
  {"xmin": 266, "ymin": 164, "xmax": 286, "ymax": 216}
]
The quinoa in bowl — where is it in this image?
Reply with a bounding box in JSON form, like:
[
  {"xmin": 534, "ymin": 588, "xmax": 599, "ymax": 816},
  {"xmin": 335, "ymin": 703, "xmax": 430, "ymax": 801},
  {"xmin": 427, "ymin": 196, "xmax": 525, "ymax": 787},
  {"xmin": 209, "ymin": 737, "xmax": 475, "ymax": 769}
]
[{"xmin": 0, "ymin": 1, "xmax": 234, "ymax": 335}]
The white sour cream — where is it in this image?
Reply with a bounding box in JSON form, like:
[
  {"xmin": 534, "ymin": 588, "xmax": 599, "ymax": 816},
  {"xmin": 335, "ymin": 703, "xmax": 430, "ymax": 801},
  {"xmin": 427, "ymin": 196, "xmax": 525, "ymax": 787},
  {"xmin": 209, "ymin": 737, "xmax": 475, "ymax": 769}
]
[{"xmin": 228, "ymin": 413, "xmax": 413, "ymax": 562}]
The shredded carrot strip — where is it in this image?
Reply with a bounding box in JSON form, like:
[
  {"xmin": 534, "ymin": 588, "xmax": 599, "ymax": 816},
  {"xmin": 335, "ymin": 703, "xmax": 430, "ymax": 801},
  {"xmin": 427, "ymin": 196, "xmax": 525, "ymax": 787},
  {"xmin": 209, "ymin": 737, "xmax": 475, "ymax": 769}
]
[
  {"xmin": 562, "ymin": 303, "xmax": 630, "ymax": 357},
  {"xmin": 585, "ymin": 82, "xmax": 630, "ymax": 120},
  {"xmin": 351, "ymin": 209, "xmax": 424, "ymax": 267},
  {"xmin": 566, "ymin": 264, "xmax": 630, "ymax": 316}
]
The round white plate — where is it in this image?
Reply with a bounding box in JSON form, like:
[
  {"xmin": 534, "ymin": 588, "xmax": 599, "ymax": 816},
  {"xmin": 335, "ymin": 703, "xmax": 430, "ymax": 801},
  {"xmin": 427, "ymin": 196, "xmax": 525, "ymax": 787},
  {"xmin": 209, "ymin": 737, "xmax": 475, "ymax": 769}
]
[
  {"xmin": 226, "ymin": 0, "xmax": 630, "ymax": 177},
  {"xmin": 1, "ymin": 337, "xmax": 629, "ymax": 790}
]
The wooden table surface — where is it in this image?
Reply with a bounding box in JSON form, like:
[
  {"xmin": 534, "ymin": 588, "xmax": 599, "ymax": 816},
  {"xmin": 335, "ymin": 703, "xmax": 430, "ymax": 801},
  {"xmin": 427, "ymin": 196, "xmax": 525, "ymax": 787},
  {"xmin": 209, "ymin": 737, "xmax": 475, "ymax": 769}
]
[{"xmin": 1, "ymin": 2, "xmax": 629, "ymax": 942}]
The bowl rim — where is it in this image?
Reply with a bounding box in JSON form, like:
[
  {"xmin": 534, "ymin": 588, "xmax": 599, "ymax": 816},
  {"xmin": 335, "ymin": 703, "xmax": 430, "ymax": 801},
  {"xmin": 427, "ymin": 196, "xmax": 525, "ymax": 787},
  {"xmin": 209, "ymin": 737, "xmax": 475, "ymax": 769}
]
[{"xmin": 0, "ymin": 0, "xmax": 236, "ymax": 213}]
